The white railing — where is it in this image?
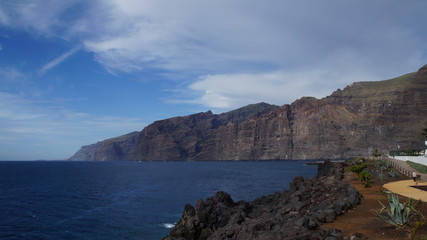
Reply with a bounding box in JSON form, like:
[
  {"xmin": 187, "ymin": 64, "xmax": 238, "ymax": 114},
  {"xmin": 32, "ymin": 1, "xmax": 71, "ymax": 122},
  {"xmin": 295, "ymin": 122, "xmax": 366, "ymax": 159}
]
[{"xmin": 385, "ymin": 157, "xmax": 414, "ymax": 179}]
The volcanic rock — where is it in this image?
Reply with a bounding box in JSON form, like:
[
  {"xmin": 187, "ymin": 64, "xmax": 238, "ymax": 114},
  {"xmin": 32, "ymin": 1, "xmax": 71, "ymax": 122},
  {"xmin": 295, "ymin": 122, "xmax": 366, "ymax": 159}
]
[{"xmin": 163, "ymin": 161, "xmax": 361, "ymax": 240}]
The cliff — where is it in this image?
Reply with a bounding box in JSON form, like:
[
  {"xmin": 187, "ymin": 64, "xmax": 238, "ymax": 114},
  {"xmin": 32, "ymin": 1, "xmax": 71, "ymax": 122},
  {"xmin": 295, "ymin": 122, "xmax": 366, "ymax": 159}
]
[
  {"xmin": 69, "ymin": 65, "xmax": 427, "ymax": 161},
  {"xmin": 69, "ymin": 131, "xmax": 140, "ymax": 161}
]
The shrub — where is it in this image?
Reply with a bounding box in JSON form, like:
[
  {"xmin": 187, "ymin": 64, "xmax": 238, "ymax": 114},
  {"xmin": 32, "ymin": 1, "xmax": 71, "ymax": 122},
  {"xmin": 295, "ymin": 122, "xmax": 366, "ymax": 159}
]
[
  {"xmin": 360, "ymin": 170, "xmax": 371, "ymax": 182},
  {"xmin": 408, "ymin": 220, "xmax": 425, "ymax": 240},
  {"xmin": 376, "ymin": 166, "xmax": 386, "ymax": 181},
  {"xmin": 373, "ymin": 194, "xmax": 424, "ymax": 229},
  {"xmin": 390, "ymin": 149, "xmax": 422, "ymax": 157},
  {"xmin": 388, "ymin": 169, "xmax": 397, "ymax": 178},
  {"xmin": 373, "ymin": 148, "xmax": 381, "ymax": 158},
  {"xmin": 349, "ymin": 162, "xmax": 367, "ymax": 178},
  {"xmin": 360, "ymin": 170, "xmax": 372, "ymax": 188},
  {"xmin": 374, "ymin": 161, "xmax": 382, "ymax": 169}
]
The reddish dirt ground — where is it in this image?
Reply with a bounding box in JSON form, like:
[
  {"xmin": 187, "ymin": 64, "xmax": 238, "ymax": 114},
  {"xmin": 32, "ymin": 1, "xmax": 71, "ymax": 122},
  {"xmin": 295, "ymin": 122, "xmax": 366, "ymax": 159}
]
[{"xmin": 323, "ymin": 171, "xmax": 427, "ymax": 240}]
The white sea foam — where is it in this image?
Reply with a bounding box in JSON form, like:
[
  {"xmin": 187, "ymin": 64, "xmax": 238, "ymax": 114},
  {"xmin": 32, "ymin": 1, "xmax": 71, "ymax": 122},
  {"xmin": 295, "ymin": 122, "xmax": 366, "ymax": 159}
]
[{"xmin": 161, "ymin": 223, "xmax": 176, "ymax": 229}]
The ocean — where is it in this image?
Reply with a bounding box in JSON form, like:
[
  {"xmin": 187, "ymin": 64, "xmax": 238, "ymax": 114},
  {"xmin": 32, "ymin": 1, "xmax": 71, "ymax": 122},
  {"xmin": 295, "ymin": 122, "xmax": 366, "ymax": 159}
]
[{"xmin": 0, "ymin": 160, "xmax": 317, "ymax": 240}]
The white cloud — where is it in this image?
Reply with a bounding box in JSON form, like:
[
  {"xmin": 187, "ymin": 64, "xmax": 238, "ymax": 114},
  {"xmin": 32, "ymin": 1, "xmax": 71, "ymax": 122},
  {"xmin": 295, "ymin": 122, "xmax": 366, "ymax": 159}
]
[
  {"xmin": 2, "ymin": 0, "xmax": 426, "ymax": 77},
  {"xmin": 0, "ymin": 1, "xmax": 426, "ymax": 124},
  {"xmin": 76, "ymin": 1, "xmax": 426, "ymax": 75},
  {"xmin": 184, "ymin": 65, "xmax": 381, "ymax": 110},
  {"xmin": 0, "ymin": 68, "xmax": 26, "ymax": 81},
  {"xmin": 0, "ymin": 92, "xmax": 146, "ymax": 160},
  {"xmin": 4, "ymin": 1, "xmax": 425, "ymax": 106},
  {"xmin": 0, "ymin": 6, "xmax": 9, "ymax": 25},
  {"xmin": 0, "ymin": 0, "xmax": 85, "ymax": 37},
  {"xmin": 38, "ymin": 46, "xmax": 80, "ymax": 75}
]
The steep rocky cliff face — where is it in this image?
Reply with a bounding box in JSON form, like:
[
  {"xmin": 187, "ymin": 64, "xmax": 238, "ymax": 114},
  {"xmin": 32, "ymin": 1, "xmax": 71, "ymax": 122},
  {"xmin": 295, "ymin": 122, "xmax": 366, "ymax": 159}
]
[
  {"xmin": 69, "ymin": 65, "xmax": 427, "ymax": 161},
  {"xmin": 69, "ymin": 131, "xmax": 140, "ymax": 161}
]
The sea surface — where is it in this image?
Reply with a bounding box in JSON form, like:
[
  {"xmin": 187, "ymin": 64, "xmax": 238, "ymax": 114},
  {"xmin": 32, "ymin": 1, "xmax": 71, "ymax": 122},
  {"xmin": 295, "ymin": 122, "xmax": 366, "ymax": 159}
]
[{"xmin": 0, "ymin": 160, "xmax": 317, "ymax": 240}]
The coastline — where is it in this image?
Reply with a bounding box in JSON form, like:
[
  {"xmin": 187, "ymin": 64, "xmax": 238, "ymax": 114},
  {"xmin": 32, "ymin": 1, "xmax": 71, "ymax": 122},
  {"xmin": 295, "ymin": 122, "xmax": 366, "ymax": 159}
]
[
  {"xmin": 163, "ymin": 159, "xmax": 427, "ymax": 239},
  {"xmin": 163, "ymin": 161, "xmax": 362, "ymax": 240}
]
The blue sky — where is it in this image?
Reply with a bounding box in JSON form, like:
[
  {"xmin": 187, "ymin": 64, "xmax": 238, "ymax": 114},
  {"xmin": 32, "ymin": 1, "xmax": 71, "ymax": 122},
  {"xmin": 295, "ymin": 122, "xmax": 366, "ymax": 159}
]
[{"xmin": 1, "ymin": 0, "xmax": 426, "ymax": 160}]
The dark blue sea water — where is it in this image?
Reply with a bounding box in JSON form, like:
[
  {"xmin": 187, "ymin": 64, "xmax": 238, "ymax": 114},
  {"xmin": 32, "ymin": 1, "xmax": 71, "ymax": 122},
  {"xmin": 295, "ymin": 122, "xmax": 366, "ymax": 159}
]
[{"xmin": 0, "ymin": 161, "xmax": 317, "ymax": 240}]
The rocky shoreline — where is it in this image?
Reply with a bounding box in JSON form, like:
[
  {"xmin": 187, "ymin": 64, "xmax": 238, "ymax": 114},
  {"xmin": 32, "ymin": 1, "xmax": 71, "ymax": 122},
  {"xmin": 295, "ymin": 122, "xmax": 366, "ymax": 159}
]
[{"xmin": 163, "ymin": 161, "xmax": 362, "ymax": 240}]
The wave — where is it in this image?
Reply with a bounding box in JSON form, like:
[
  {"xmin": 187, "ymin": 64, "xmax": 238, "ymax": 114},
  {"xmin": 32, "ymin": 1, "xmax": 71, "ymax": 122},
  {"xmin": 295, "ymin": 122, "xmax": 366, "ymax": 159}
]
[{"xmin": 160, "ymin": 223, "xmax": 176, "ymax": 229}]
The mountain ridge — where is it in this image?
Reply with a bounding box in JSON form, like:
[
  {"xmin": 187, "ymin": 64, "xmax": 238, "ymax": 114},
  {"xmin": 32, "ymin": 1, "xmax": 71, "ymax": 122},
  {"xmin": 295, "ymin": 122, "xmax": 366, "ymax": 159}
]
[{"xmin": 69, "ymin": 65, "xmax": 427, "ymax": 161}]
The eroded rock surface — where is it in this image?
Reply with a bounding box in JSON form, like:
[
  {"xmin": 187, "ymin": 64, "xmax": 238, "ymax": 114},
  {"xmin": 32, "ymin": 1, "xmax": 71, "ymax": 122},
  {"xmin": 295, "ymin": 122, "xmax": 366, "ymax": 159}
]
[{"xmin": 163, "ymin": 161, "xmax": 361, "ymax": 240}]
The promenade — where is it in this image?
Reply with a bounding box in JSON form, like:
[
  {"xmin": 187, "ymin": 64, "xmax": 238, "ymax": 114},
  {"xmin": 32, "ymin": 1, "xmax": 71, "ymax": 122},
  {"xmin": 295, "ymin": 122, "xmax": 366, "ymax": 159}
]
[
  {"xmin": 383, "ymin": 180, "xmax": 427, "ymax": 201},
  {"xmin": 383, "ymin": 157, "xmax": 427, "ymax": 201}
]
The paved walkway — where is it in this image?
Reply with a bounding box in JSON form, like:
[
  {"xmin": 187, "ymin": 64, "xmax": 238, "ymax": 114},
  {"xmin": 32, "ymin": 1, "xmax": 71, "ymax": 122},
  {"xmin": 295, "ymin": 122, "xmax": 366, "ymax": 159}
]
[
  {"xmin": 383, "ymin": 157, "xmax": 427, "ymax": 201},
  {"xmin": 392, "ymin": 155, "xmax": 427, "ymax": 165},
  {"xmin": 383, "ymin": 180, "xmax": 427, "ymax": 201},
  {"xmin": 385, "ymin": 157, "xmax": 427, "ymax": 181}
]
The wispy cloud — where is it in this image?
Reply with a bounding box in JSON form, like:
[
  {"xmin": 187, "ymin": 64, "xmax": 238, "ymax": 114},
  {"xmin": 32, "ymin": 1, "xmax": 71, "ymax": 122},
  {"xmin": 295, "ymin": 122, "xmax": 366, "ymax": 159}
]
[
  {"xmin": 78, "ymin": 1, "xmax": 426, "ymax": 76},
  {"xmin": 0, "ymin": 0, "xmax": 85, "ymax": 36},
  {"xmin": 0, "ymin": 6, "xmax": 8, "ymax": 24},
  {"xmin": 0, "ymin": 68, "xmax": 26, "ymax": 81},
  {"xmin": 38, "ymin": 46, "xmax": 80, "ymax": 75},
  {"xmin": 0, "ymin": 92, "xmax": 146, "ymax": 160},
  {"xmin": 177, "ymin": 66, "xmax": 380, "ymax": 110},
  {"xmin": 2, "ymin": 1, "xmax": 426, "ymax": 78}
]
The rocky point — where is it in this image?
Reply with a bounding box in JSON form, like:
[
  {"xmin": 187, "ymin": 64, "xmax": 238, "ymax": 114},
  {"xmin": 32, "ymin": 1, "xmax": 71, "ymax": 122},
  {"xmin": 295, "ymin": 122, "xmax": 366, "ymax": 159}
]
[{"xmin": 163, "ymin": 161, "xmax": 362, "ymax": 240}]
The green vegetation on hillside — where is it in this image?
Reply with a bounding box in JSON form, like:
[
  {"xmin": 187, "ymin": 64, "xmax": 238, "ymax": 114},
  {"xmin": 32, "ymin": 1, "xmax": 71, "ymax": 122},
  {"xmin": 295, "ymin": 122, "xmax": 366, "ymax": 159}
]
[
  {"xmin": 390, "ymin": 149, "xmax": 423, "ymax": 157},
  {"xmin": 407, "ymin": 161, "xmax": 427, "ymax": 174},
  {"xmin": 332, "ymin": 72, "xmax": 417, "ymax": 99}
]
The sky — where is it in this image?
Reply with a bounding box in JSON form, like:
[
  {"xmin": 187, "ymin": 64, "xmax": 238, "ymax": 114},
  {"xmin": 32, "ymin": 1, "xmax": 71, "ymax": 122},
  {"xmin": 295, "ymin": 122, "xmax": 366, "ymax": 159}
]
[{"xmin": 0, "ymin": 0, "xmax": 426, "ymax": 160}]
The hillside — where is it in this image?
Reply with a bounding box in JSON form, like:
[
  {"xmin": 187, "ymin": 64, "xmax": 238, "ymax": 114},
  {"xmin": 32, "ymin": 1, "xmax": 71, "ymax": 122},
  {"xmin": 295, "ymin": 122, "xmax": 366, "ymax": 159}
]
[{"xmin": 69, "ymin": 65, "xmax": 427, "ymax": 161}]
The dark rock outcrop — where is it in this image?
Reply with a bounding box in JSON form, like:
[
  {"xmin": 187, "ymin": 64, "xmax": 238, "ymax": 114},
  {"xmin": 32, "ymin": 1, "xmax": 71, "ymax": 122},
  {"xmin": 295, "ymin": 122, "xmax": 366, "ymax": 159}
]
[
  {"xmin": 163, "ymin": 161, "xmax": 361, "ymax": 240},
  {"xmin": 69, "ymin": 65, "xmax": 427, "ymax": 161}
]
